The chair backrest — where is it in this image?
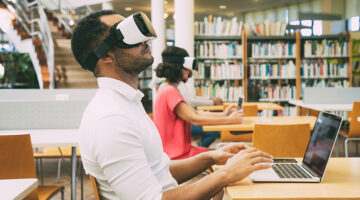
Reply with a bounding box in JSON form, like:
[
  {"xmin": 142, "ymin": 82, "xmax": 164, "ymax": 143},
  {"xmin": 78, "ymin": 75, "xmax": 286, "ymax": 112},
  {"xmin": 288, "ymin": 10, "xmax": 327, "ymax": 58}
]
[
  {"xmin": 89, "ymin": 175, "xmax": 100, "ymax": 200},
  {"xmin": 0, "ymin": 134, "xmax": 38, "ymax": 199},
  {"xmin": 252, "ymin": 123, "xmax": 310, "ymax": 158},
  {"xmin": 220, "ymin": 131, "xmax": 252, "ymax": 142},
  {"xmin": 349, "ymin": 101, "xmax": 360, "ymax": 136},
  {"xmin": 243, "ymin": 105, "xmax": 258, "ymax": 116}
]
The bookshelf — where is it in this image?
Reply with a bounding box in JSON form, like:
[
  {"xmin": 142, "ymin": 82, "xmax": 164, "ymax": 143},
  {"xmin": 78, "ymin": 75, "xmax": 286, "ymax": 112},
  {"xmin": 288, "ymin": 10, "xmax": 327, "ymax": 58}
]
[
  {"xmin": 300, "ymin": 33, "xmax": 352, "ymax": 98},
  {"xmin": 138, "ymin": 67, "xmax": 152, "ymax": 113},
  {"xmin": 191, "ymin": 18, "xmax": 353, "ymax": 116}
]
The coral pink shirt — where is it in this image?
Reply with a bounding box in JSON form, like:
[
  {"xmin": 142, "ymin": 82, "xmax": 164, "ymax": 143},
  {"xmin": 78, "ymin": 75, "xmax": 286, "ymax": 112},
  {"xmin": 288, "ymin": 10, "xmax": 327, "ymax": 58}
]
[{"xmin": 154, "ymin": 84, "xmax": 207, "ymax": 159}]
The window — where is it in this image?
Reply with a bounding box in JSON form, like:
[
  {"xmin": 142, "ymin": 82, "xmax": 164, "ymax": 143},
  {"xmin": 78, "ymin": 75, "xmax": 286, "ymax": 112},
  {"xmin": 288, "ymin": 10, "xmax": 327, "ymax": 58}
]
[{"xmin": 349, "ymin": 16, "xmax": 360, "ymax": 31}]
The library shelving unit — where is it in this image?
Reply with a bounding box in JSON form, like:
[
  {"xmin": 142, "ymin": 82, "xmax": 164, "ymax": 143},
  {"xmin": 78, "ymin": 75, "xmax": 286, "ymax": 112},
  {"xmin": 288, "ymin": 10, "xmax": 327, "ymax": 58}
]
[
  {"xmin": 194, "ymin": 35, "xmax": 244, "ymax": 103},
  {"xmin": 245, "ymin": 32, "xmax": 301, "ymax": 116},
  {"xmin": 300, "ymin": 33, "xmax": 352, "ymax": 118},
  {"xmin": 138, "ymin": 67, "xmax": 153, "ymax": 113},
  {"xmin": 300, "ymin": 33, "xmax": 352, "ymax": 93}
]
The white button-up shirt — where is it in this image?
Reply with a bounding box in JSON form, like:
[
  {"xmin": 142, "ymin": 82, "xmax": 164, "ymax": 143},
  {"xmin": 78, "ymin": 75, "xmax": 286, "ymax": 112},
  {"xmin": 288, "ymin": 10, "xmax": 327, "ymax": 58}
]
[{"xmin": 79, "ymin": 77, "xmax": 177, "ymax": 200}]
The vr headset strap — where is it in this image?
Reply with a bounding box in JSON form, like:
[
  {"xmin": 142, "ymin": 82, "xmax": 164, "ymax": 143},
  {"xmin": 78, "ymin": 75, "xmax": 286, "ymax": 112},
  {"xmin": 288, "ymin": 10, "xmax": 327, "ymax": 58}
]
[{"xmin": 84, "ymin": 33, "xmax": 117, "ymax": 71}]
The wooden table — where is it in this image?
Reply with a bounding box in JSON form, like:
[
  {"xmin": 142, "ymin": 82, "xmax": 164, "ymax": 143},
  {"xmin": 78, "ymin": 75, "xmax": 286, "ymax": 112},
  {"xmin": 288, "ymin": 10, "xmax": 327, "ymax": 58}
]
[
  {"xmin": 203, "ymin": 116, "xmax": 317, "ymax": 132},
  {"xmin": 197, "ymin": 102, "xmax": 283, "ymax": 112},
  {"xmin": 0, "ymin": 178, "xmax": 38, "ymax": 200},
  {"xmin": 0, "ymin": 130, "xmax": 78, "ymax": 200},
  {"xmin": 222, "ymin": 158, "xmax": 360, "ymax": 200}
]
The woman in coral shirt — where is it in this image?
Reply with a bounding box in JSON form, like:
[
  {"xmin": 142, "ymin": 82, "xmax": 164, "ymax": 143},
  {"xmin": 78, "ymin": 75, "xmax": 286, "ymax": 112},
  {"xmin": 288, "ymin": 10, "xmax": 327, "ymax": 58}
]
[{"xmin": 153, "ymin": 46, "xmax": 244, "ymax": 159}]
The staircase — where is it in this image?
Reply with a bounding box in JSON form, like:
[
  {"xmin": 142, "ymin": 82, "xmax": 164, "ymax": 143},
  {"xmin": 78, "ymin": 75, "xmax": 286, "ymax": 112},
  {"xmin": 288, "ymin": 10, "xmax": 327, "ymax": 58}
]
[{"xmin": 46, "ymin": 10, "xmax": 97, "ymax": 88}]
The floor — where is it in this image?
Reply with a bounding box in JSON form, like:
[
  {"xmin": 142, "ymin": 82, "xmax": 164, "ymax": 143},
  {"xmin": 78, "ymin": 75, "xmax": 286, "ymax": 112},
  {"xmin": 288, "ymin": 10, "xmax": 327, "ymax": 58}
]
[{"xmin": 41, "ymin": 136, "xmax": 358, "ymax": 200}]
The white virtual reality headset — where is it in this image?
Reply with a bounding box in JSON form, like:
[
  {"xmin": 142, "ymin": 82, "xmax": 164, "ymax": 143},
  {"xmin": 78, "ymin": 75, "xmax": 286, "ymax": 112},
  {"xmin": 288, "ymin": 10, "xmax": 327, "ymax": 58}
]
[
  {"xmin": 162, "ymin": 56, "xmax": 198, "ymax": 71},
  {"xmin": 85, "ymin": 12, "xmax": 157, "ymax": 71}
]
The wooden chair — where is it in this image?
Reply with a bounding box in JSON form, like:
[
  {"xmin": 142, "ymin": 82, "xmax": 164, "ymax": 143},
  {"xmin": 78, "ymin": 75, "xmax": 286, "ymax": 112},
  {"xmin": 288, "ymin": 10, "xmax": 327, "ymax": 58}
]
[
  {"xmin": 340, "ymin": 101, "xmax": 360, "ymax": 157},
  {"xmin": 243, "ymin": 104, "xmax": 258, "ymax": 117},
  {"xmin": 0, "ymin": 134, "xmax": 64, "ymax": 200},
  {"xmin": 89, "ymin": 174, "xmax": 100, "ymax": 200},
  {"xmin": 219, "ymin": 105, "xmax": 258, "ymax": 143},
  {"xmin": 252, "ymin": 123, "xmax": 310, "ymax": 158}
]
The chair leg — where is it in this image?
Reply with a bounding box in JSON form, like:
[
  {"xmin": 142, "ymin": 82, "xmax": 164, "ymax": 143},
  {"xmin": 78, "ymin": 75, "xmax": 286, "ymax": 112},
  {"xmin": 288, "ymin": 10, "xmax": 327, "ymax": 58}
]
[
  {"xmin": 61, "ymin": 188, "xmax": 64, "ymax": 200},
  {"xmin": 57, "ymin": 158, "xmax": 62, "ymax": 183},
  {"xmin": 345, "ymin": 139, "xmax": 350, "ymax": 157},
  {"xmin": 80, "ymin": 161, "xmax": 84, "ymax": 200},
  {"xmin": 39, "ymin": 158, "xmax": 44, "ymax": 185}
]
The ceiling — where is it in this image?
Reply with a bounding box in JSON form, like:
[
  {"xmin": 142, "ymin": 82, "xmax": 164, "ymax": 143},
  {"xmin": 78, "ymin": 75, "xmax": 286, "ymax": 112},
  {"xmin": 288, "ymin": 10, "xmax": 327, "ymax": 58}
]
[{"xmin": 88, "ymin": 0, "xmax": 312, "ymax": 24}]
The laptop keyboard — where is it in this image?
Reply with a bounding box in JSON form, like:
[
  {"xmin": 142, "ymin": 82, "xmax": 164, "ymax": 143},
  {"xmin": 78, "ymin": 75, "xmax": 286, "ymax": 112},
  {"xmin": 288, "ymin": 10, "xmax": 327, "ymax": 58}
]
[{"xmin": 272, "ymin": 164, "xmax": 313, "ymax": 179}]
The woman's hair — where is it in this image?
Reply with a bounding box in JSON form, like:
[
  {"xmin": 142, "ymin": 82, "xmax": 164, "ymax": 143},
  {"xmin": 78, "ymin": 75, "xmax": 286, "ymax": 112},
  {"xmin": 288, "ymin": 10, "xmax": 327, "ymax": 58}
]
[{"xmin": 155, "ymin": 46, "xmax": 189, "ymax": 84}]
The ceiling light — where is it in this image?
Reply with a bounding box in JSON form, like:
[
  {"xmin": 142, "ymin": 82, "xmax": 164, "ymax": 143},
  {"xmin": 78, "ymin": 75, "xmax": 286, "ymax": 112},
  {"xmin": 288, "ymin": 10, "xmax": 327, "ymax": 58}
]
[
  {"xmin": 164, "ymin": 13, "xmax": 168, "ymax": 19},
  {"xmin": 125, "ymin": 7, "xmax": 132, "ymax": 11},
  {"xmin": 219, "ymin": 5, "xmax": 227, "ymax": 9},
  {"xmin": 164, "ymin": 1, "xmax": 168, "ymax": 4},
  {"xmin": 69, "ymin": 19, "xmax": 75, "ymax": 26}
]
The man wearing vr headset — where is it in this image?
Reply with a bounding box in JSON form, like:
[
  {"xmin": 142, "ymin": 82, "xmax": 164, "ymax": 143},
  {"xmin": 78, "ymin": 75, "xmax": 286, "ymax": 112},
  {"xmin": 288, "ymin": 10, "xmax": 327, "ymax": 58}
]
[{"xmin": 72, "ymin": 10, "xmax": 272, "ymax": 200}]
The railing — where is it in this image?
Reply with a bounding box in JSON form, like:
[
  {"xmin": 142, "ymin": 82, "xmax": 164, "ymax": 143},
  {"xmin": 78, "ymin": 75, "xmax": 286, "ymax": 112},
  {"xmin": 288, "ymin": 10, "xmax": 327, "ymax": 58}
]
[
  {"xmin": 40, "ymin": 0, "xmax": 93, "ymax": 34},
  {"xmin": 2, "ymin": 0, "xmax": 54, "ymax": 88}
]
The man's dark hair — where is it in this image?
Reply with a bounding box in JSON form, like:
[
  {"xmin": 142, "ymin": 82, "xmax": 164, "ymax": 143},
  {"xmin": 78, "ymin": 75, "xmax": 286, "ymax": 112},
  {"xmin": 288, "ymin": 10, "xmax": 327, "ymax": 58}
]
[
  {"xmin": 155, "ymin": 46, "xmax": 189, "ymax": 83},
  {"xmin": 71, "ymin": 10, "xmax": 119, "ymax": 72}
]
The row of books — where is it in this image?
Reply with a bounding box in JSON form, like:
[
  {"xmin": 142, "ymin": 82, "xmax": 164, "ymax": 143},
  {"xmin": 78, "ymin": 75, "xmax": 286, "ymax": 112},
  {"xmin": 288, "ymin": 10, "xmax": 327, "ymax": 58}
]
[
  {"xmin": 194, "ymin": 15, "xmax": 243, "ymax": 36},
  {"xmin": 194, "ymin": 61, "xmax": 242, "ymax": 80},
  {"xmin": 301, "ymin": 61, "xmax": 349, "ymax": 78},
  {"xmin": 138, "ymin": 68, "xmax": 152, "ymax": 78},
  {"xmin": 139, "ymin": 79, "xmax": 150, "ymax": 88},
  {"xmin": 249, "ymin": 61, "xmax": 296, "ymax": 79},
  {"xmin": 259, "ymin": 106, "xmax": 297, "ymax": 117},
  {"xmin": 195, "ymin": 81, "xmax": 243, "ymax": 102},
  {"xmin": 259, "ymin": 84, "xmax": 296, "ymax": 100},
  {"xmin": 195, "ymin": 41, "xmax": 242, "ymax": 58},
  {"xmin": 301, "ymin": 79, "xmax": 350, "ymax": 88},
  {"xmin": 247, "ymin": 20, "xmax": 287, "ymax": 36},
  {"xmin": 303, "ymin": 40, "xmax": 348, "ymax": 57},
  {"xmin": 251, "ymin": 42, "xmax": 296, "ymax": 58}
]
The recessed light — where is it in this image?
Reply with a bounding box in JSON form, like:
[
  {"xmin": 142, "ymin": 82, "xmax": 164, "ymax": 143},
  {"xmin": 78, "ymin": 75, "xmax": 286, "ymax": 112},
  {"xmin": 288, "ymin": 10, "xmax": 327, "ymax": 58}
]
[
  {"xmin": 164, "ymin": 1, "xmax": 168, "ymax": 4},
  {"xmin": 125, "ymin": 7, "xmax": 132, "ymax": 11},
  {"xmin": 219, "ymin": 5, "xmax": 227, "ymax": 9}
]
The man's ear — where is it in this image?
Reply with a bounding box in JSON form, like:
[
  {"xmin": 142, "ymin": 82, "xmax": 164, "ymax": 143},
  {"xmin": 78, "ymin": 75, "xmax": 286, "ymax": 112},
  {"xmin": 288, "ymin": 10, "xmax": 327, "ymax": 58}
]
[{"xmin": 98, "ymin": 51, "xmax": 115, "ymax": 63}]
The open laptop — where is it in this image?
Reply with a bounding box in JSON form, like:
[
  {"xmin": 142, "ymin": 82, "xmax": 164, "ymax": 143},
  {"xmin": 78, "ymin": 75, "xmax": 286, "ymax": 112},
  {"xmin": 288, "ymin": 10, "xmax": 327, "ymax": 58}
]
[{"xmin": 250, "ymin": 111, "xmax": 342, "ymax": 183}]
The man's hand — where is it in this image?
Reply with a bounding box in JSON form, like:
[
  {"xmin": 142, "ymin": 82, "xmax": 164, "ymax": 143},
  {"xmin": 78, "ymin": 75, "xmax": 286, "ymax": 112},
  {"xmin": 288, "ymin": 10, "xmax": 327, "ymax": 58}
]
[
  {"xmin": 220, "ymin": 148, "xmax": 273, "ymax": 183},
  {"xmin": 211, "ymin": 97, "xmax": 223, "ymax": 105},
  {"xmin": 208, "ymin": 143, "xmax": 250, "ymax": 165},
  {"xmin": 227, "ymin": 110, "xmax": 244, "ymax": 124}
]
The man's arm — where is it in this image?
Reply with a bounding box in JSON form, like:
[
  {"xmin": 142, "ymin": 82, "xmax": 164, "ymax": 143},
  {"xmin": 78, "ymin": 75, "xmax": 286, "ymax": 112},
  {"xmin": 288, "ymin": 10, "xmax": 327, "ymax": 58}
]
[{"xmin": 164, "ymin": 147, "xmax": 273, "ymax": 200}]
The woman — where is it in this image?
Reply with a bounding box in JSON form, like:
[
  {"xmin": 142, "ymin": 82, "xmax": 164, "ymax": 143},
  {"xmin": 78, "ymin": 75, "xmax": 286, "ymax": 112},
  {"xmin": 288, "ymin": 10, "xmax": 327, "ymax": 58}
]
[{"xmin": 154, "ymin": 46, "xmax": 244, "ymax": 159}]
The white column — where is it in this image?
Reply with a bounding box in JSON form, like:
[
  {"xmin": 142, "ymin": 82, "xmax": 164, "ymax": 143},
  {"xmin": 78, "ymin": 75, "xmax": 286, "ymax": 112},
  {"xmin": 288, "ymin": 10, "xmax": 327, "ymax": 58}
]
[
  {"xmin": 174, "ymin": 0, "xmax": 194, "ymax": 56},
  {"xmin": 151, "ymin": 0, "xmax": 165, "ymax": 108},
  {"xmin": 174, "ymin": 0, "xmax": 195, "ymax": 95},
  {"xmin": 102, "ymin": 1, "xmax": 114, "ymax": 10}
]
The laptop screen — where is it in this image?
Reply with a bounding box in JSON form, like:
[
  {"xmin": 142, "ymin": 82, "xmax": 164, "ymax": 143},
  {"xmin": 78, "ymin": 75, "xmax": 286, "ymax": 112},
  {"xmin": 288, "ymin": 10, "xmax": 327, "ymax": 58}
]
[{"xmin": 302, "ymin": 112, "xmax": 342, "ymax": 178}]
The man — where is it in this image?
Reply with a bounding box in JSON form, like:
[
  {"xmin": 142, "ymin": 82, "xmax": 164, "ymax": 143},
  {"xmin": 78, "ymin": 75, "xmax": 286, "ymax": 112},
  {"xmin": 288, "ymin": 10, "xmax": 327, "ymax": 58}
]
[{"xmin": 72, "ymin": 10, "xmax": 272, "ymax": 199}]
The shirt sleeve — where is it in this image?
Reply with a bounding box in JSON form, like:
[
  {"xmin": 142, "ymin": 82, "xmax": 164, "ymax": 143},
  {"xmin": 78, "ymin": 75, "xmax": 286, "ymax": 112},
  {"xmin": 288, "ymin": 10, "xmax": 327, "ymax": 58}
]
[
  {"xmin": 166, "ymin": 87, "xmax": 186, "ymax": 113},
  {"xmin": 177, "ymin": 83, "xmax": 213, "ymax": 107},
  {"xmin": 94, "ymin": 115, "xmax": 163, "ymax": 200}
]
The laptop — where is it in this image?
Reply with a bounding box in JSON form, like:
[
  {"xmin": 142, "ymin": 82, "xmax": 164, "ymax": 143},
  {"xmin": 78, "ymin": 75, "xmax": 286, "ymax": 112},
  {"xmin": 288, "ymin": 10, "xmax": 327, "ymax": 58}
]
[{"xmin": 250, "ymin": 111, "xmax": 342, "ymax": 183}]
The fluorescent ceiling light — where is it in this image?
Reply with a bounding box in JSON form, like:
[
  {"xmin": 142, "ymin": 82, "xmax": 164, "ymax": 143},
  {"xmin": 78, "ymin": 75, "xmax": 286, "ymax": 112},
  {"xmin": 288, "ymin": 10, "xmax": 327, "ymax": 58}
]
[
  {"xmin": 125, "ymin": 7, "xmax": 132, "ymax": 11},
  {"xmin": 219, "ymin": 5, "xmax": 227, "ymax": 9}
]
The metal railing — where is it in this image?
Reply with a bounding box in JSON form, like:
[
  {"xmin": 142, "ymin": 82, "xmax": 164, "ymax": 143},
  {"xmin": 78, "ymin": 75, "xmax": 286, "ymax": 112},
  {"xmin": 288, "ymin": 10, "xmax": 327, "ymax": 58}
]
[{"xmin": 2, "ymin": 0, "xmax": 54, "ymax": 88}]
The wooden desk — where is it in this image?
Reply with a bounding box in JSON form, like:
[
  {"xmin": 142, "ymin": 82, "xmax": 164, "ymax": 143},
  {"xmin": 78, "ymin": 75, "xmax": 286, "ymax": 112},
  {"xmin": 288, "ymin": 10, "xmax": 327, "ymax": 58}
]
[
  {"xmin": 289, "ymin": 100, "xmax": 353, "ymax": 112},
  {"xmin": 0, "ymin": 130, "xmax": 78, "ymax": 200},
  {"xmin": 0, "ymin": 178, "xmax": 38, "ymax": 200},
  {"xmin": 197, "ymin": 102, "xmax": 283, "ymax": 112},
  {"xmin": 223, "ymin": 158, "xmax": 360, "ymax": 200},
  {"xmin": 203, "ymin": 116, "xmax": 317, "ymax": 132}
]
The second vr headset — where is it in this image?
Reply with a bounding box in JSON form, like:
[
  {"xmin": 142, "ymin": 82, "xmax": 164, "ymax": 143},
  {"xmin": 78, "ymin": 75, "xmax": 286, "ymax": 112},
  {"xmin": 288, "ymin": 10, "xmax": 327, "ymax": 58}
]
[
  {"xmin": 162, "ymin": 56, "xmax": 198, "ymax": 71},
  {"xmin": 85, "ymin": 12, "xmax": 157, "ymax": 71}
]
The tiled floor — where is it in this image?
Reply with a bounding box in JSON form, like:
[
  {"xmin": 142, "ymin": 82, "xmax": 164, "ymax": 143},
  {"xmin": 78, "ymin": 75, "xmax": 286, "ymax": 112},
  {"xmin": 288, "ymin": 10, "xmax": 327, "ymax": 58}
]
[{"xmin": 41, "ymin": 136, "xmax": 358, "ymax": 200}]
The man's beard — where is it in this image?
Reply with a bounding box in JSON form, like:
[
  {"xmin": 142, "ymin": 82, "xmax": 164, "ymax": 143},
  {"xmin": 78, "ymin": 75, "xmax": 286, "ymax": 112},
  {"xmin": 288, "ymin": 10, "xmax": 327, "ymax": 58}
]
[{"xmin": 114, "ymin": 49, "xmax": 154, "ymax": 75}]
